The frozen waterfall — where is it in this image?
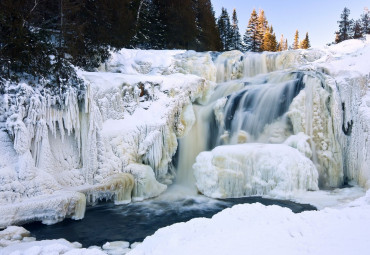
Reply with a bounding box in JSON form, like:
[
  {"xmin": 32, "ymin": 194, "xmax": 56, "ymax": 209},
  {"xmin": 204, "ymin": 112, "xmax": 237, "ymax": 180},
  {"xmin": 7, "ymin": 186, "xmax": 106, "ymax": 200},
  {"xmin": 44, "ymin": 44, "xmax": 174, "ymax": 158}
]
[
  {"xmin": 176, "ymin": 51, "xmax": 344, "ymax": 198},
  {"xmin": 1, "ymin": 39, "xmax": 369, "ymax": 227}
]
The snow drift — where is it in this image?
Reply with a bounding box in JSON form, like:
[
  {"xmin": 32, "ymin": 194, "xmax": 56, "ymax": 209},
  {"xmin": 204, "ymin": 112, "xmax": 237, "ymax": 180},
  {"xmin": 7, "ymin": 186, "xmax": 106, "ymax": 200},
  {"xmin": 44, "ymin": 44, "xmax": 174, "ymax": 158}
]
[{"xmin": 128, "ymin": 191, "xmax": 370, "ymax": 255}]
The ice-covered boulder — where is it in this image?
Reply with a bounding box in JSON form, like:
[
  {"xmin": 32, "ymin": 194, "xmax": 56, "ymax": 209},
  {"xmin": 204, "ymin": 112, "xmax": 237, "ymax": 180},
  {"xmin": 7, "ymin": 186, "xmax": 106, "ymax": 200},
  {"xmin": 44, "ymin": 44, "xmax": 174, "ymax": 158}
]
[
  {"xmin": 193, "ymin": 143, "xmax": 319, "ymax": 198},
  {"xmin": 125, "ymin": 164, "xmax": 167, "ymax": 201}
]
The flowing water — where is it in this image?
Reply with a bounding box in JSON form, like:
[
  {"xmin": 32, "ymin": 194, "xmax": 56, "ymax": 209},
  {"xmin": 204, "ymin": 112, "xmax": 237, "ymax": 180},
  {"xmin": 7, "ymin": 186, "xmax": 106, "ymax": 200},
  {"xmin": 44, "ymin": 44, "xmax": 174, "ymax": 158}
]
[{"xmin": 24, "ymin": 191, "xmax": 315, "ymax": 247}]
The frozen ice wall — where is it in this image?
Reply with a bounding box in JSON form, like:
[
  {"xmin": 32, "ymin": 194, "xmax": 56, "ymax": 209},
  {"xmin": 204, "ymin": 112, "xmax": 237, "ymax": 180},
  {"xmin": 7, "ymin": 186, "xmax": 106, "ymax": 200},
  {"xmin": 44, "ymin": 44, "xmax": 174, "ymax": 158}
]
[{"xmin": 0, "ymin": 49, "xmax": 216, "ymax": 227}]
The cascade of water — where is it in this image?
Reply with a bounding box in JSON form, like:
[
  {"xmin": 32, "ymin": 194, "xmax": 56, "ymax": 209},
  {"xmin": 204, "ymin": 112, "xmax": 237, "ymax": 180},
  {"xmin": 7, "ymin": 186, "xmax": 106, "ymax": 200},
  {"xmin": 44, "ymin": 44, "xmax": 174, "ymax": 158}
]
[
  {"xmin": 217, "ymin": 72, "xmax": 305, "ymax": 145},
  {"xmin": 176, "ymin": 104, "xmax": 213, "ymax": 187},
  {"xmin": 214, "ymin": 51, "xmax": 281, "ymax": 83}
]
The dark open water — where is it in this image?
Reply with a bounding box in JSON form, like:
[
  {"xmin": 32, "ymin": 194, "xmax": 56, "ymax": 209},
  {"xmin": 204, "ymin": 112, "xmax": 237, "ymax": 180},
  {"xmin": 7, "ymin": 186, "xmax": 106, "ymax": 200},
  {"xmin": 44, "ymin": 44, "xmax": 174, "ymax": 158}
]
[{"xmin": 24, "ymin": 195, "xmax": 315, "ymax": 247}]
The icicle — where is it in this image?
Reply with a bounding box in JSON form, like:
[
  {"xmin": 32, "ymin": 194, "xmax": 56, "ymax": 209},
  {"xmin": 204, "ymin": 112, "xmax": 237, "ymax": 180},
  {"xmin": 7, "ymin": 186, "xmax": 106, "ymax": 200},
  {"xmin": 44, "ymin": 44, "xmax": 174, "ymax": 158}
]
[{"xmin": 71, "ymin": 192, "xmax": 86, "ymax": 220}]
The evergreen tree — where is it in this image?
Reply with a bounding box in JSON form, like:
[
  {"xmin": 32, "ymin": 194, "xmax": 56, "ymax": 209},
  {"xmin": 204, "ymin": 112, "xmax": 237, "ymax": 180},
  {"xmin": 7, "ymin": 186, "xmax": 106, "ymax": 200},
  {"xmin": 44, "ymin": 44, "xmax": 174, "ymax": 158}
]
[
  {"xmin": 261, "ymin": 26, "xmax": 277, "ymax": 51},
  {"xmin": 157, "ymin": 0, "xmax": 198, "ymax": 50},
  {"xmin": 217, "ymin": 7, "xmax": 233, "ymax": 51},
  {"xmin": 194, "ymin": 0, "xmax": 222, "ymax": 51},
  {"xmin": 300, "ymin": 32, "xmax": 310, "ymax": 49},
  {"xmin": 230, "ymin": 9, "xmax": 242, "ymax": 50},
  {"xmin": 277, "ymin": 34, "xmax": 288, "ymax": 51},
  {"xmin": 243, "ymin": 9, "xmax": 260, "ymax": 52},
  {"xmin": 257, "ymin": 9, "xmax": 268, "ymax": 51},
  {"xmin": 361, "ymin": 8, "xmax": 370, "ymax": 35},
  {"xmin": 336, "ymin": 7, "xmax": 353, "ymax": 43},
  {"xmin": 131, "ymin": 0, "xmax": 166, "ymax": 49},
  {"xmin": 353, "ymin": 20, "xmax": 363, "ymax": 39},
  {"xmin": 105, "ymin": 0, "xmax": 135, "ymax": 48},
  {"xmin": 59, "ymin": 0, "xmax": 110, "ymax": 69},
  {"xmin": 0, "ymin": 0, "xmax": 53, "ymax": 79},
  {"xmin": 293, "ymin": 30, "xmax": 299, "ymax": 49}
]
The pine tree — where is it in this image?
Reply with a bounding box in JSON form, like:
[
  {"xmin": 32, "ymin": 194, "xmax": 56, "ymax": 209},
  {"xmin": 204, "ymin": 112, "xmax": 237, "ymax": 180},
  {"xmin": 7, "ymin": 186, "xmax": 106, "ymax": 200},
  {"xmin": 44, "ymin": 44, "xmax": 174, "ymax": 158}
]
[
  {"xmin": 106, "ymin": 0, "xmax": 135, "ymax": 48},
  {"xmin": 300, "ymin": 32, "xmax": 310, "ymax": 49},
  {"xmin": 293, "ymin": 30, "xmax": 299, "ymax": 49},
  {"xmin": 353, "ymin": 20, "xmax": 363, "ymax": 39},
  {"xmin": 158, "ymin": 0, "xmax": 198, "ymax": 50},
  {"xmin": 230, "ymin": 9, "xmax": 242, "ymax": 50},
  {"xmin": 217, "ymin": 7, "xmax": 233, "ymax": 51},
  {"xmin": 361, "ymin": 8, "xmax": 370, "ymax": 35},
  {"xmin": 277, "ymin": 34, "xmax": 287, "ymax": 51},
  {"xmin": 261, "ymin": 26, "xmax": 277, "ymax": 51},
  {"xmin": 257, "ymin": 9, "xmax": 268, "ymax": 51},
  {"xmin": 336, "ymin": 7, "xmax": 353, "ymax": 42},
  {"xmin": 0, "ymin": 0, "xmax": 52, "ymax": 78},
  {"xmin": 305, "ymin": 32, "xmax": 311, "ymax": 48},
  {"xmin": 243, "ymin": 9, "xmax": 260, "ymax": 52},
  {"xmin": 194, "ymin": 0, "xmax": 222, "ymax": 51},
  {"xmin": 131, "ymin": 0, "xmax": 166, "ymax": 49}
]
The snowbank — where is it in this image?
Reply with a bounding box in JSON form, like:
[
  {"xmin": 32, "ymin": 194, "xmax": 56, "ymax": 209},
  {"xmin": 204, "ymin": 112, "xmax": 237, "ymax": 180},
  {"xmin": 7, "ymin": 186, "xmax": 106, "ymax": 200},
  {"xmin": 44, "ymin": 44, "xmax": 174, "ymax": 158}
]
[{"xmin": 128, "ymin": 191, "xmax": 370, "ymax": 255}]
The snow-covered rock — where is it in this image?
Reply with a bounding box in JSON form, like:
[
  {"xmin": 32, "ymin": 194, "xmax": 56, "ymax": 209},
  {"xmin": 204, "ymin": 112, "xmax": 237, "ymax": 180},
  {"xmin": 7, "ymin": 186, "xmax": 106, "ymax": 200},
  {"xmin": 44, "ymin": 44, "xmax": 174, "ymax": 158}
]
[{"xmin": 0, "ymin": 238, "xmax": 106, "ymax": 255}]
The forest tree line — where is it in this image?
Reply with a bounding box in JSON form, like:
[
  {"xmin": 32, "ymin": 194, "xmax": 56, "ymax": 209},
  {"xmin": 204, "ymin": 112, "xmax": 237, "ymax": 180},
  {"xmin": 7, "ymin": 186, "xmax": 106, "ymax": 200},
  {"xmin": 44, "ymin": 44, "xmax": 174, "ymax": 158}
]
[
  {"xmin": 217, "ymin": 8, "xmax": 310, "ymax": 52},
  {"xmin": 335, "ymin": 7, "xmax": 370, "ymax": 43},
  {"xmin": 1, "ymin": 0, "xmax": 369, "ymax": 89}
]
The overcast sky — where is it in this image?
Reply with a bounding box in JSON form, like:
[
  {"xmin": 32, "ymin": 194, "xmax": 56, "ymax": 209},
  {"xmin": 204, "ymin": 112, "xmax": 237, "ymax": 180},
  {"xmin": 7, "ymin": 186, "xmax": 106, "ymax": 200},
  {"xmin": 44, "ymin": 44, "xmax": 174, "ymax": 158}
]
[{"xmin": 211, "ymin": 0, "xmax": 368, "ymax": 47}]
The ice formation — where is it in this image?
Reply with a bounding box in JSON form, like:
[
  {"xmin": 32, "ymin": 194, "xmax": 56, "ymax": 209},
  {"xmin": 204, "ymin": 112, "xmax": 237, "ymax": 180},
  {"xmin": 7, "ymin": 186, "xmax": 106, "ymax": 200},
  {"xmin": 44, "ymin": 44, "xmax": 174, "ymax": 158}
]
[
  {"xmin": 193, "ymin": 143, "xmax": 318, "ymax": 198},
  {"xmin": 0, "ymin": 50, "xmax": 215, "ymax": 227}
]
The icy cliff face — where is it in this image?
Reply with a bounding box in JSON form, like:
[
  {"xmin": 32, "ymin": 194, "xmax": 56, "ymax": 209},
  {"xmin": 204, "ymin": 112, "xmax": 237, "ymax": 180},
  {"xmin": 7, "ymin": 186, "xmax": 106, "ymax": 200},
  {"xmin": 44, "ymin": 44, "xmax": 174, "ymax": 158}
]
[{"xmin": 0, "ymin": 50, "xmax": 215, "ymax": 227}]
